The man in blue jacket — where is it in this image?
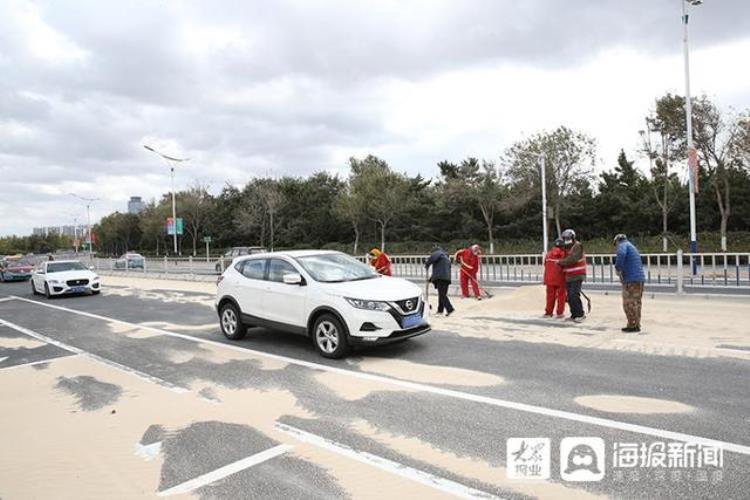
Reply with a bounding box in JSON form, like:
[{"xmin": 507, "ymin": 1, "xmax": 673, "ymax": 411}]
[
  {"xmin": 425, "ymin": 246, "xmax": 454, "ymax": 316},
  {"xmin": 613, "ymin": 234, "xmax": 645, "ymax": 332}
]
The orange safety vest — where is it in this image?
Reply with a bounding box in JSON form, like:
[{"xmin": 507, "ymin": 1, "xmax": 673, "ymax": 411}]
[{"xmin": 562, "ymin": 245, "xmax": 587, "ymax": 278}]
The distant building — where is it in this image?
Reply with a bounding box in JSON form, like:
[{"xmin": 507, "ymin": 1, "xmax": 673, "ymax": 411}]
[
  {"xmin": 32, "ymin": 225, "xmax": 86, "ymax": 238},
  {"xmin": 128, "ymin": 196, "xmax": 145, "ymax": 214}
]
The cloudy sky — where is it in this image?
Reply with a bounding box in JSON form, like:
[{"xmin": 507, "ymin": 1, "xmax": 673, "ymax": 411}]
[{"xmin": 1, "ymin": 0, "xmax": 748, "ymax": 236}]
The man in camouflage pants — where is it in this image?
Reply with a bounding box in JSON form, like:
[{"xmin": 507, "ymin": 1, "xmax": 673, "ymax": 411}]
[{"xmin": 613, "ymin": 234, "xmax": 645, "ymax": 332}]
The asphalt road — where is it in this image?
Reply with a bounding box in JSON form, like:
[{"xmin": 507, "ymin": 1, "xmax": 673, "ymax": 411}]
[{"xmin": 0, "ymin": 280, "xmax": 748, "ymax": 499}]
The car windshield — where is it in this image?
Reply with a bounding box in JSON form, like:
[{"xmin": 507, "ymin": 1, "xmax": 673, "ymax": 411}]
[
  {"xmin": 295, "ymin": 253, "xmax": 378, "ymax": 283},
  {"xmin": 47, "ymin": 262, "xmax": 87, "ymax": 273}
]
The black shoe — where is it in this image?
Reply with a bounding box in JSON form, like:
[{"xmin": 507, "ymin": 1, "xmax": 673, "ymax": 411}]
[
  {"xmin": 621, "ymin": 326, "xmax": 641, "ymax": 333},
  {"xmin": 446, "ymin": 310, "xmax": 454, "ymax": 317}
]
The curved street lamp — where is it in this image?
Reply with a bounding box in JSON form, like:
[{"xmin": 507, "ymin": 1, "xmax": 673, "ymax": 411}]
[{"xmin": 143, "ymin": 145, "xmax": 190, "ymax": 255}]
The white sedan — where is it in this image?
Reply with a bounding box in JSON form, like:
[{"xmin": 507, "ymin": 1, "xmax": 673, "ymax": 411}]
[{"xmin": 31, "ymin": 260, "xmax": 102, "ymax": 298}]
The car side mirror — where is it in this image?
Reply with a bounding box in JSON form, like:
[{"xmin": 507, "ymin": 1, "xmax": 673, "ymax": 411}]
[
  {"xmin": 282, "ymin": 273, "xmax": 304, "ymax": 285},
  {"xmin": 89, "ymin": 266, "xmax": 95, "ymax": 271}
]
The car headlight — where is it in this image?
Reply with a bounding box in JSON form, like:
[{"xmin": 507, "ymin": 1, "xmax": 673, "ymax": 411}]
[
  {"xmin": 92, "ymin": 276, "xmax": 100, "ymax": 281},
  {"xmin": 345, "ymin": 297, "xmax": 391, "ymax": 311},
  {"xmin": 48, "ymin": 280, "xmax": 62, "ymax": 285}
]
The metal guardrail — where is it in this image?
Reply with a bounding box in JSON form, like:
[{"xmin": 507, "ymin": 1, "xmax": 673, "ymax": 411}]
[
  {"xmin": 358, "ymin": 251, "xmax": 750, "ymax": 293},
  {"xmin": 83, "ymin": 250, "xmax": 750, "ymax": 293}
]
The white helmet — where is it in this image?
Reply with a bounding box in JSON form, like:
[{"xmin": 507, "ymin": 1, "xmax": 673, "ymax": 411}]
[{"xmin": 561, "ymin": 229, "xmax": 576, "ymax": 241}]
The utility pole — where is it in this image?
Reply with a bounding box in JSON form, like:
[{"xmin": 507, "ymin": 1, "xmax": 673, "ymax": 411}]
[
  {"xmin": 540, "ymin": 153, "xmax": 548, "ymax": 253},
  {"xmin": 144, "ymin": 145, "xmax": 190, "ymax": 255}
]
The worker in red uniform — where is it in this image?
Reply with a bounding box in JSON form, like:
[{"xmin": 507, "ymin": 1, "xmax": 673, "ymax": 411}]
[
  {"xmin": 455, "ymin": 244, "xmax": 482, "ymax": 299},
  {"xmin": 543, "ymin": 238, "xmax": 567, "ymax": 318},
  {"xmin": 368, "ymin": 248, "xmax": 392, "ymax": 276}
]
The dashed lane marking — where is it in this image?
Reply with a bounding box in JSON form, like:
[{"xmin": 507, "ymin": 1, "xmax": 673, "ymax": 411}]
[
  {"xmin": 276, "ymin": 422, "xmax": 501, "ymax": 499},
  {"xmin": 156, "ymin": 444, "xmax": 292, "ymax": 496}
]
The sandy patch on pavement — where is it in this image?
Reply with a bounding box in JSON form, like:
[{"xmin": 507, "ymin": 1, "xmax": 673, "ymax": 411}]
[
  {"xmin": 0, "ymin": 336, "xmax": 46, "ymax": 349},
  {"xmin": 288, "ymin": 438, "xmax": 454, "ymax": 500},
  {"xmin": 574, "ymin": 394, "xmax": 694, "ymax": 414},
  {"xmin": 104, "ymin": 286, "xmax": 215, "ymax": 308},
  {"xmin": 430, "ymin": 285, "xmax": 750, "ymax": 360},
  {"xmin": 140, "ymin": 320, "xmax": 217, "ymax": 332},
  {"xmin": 314, "ymin": 370, "xmax": 418, "ymax": 401},
  {"xmin": 0, "ymin": 354, "xmax": 325, "ymax": 498},
  {"xmin": 348, "ymin": 357, "xmax": 504, "ymax": 387},
  {"xmin": 107, "ymin": 322, "xmax": 164, "ymax": 339},
  {"xmin": 351, "ymin": 419, "xmax": 604, "ymax": 500},
  {"xmin": 103, "ymin": 275, "xmax": 216, "ymax": 294}
]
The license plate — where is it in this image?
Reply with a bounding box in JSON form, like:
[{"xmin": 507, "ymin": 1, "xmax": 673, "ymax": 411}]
[
  {"xmin": 70, "ymin": 286, "xmax": 86, "ymax": 293},
  {"xmin": 401, "ymin": 313, "xmax": 422, "ymax": 329}
]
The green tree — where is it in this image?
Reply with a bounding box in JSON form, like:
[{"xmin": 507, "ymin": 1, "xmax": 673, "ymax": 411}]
[
  {"xmin": 348, "ymin": 155, "xmax": 410, "ymax": 251},
  {"xmin": 504, "ymin": 126, "xmax": 596, "ymax": 236},
  {"xmin": 177, "ymin": 183, "xmax": 214, "ymax": 256}
]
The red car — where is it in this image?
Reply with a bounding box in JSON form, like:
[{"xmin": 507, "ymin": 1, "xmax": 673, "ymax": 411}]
[{"xmin": 0, "ymin": 257, "xmax": 34, "ymax": 282}]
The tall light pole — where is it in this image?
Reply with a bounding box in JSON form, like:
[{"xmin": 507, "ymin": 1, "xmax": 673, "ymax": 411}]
[
  {"xmin": 143, "ymin": 145, "xmax": 189, "ymax": 255},
  {"xmin": 69, "ymin": 194, "xmax": 99, "ymax": 260},
  {"xmin": 682, "ymin": 0, "xmax": 701, "ymax": 263},
  {"xmin": 540, "ymin": 153, "xmax": 548, "ymax": 253}
]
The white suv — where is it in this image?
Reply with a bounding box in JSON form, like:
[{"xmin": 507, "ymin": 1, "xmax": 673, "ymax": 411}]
[{"xmin": 215, "ymin": 250, "xmax": 430, "ymax": 358}]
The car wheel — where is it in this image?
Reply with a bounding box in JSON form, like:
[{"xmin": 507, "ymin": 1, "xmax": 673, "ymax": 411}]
[
  {"xmin": 31, "ymin": 280, "xmax": 39, "ymax": 295},
  {"xmin": 219, "ymin": 302, "xmax": 246, "ymax": 340},
  {"xmin": 44, "ymin": 283, "xmax": 52, "ymax": 299},
  {"xmin": 92, "ymin": 290, "xmax": 101, "ymax": 295},
  {"xmin": 313, "ymin": 313, "xmax": 350, "ymax": 359}
]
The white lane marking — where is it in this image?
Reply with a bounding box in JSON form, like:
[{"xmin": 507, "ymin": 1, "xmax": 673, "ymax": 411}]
[
  {"xmin": 0, "ymin": 356, "xmax": 7, "ymax": 363},
  {"xmin": 7, "ymin": 295, "xmax": 750, "ymax": 456},
  {"xmin": 276, "ymin": 423, "xmax": 500, "ymax": 500},
  {"xmin": 0, "ymin": 355, "xmax": 77, "ymax": 371},
  {"xmin": 0, "ymin": 317, "xmax": 189, "ymax": 394},
  {"xmin": 156, "ymin": 444, "xmax": 292, "ymax": 496},
  {"xmin": 135, "ymin": 441, "xmax": 162, "ymax": 461},
  {"xmin": 0, "ymin": 297, "xmax": 15, "ymax": 303}
]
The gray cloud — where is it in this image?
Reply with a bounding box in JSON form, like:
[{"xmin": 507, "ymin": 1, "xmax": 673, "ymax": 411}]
[{"xmin": 1, "ymin": 0, "xmax": 748, "ymax": 235}]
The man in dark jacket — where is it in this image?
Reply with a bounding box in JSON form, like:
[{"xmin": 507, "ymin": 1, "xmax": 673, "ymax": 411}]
[
  {"xmin": 613, "ymin": 234, "xmax": 646, "ymax": 332},
  {"xmin": 557, "ymin": 228, "xmax": 587, "ymax": 322},
  {"xmin": 425, "ymin": 246, "xmax": 454, "ymax": 316}
]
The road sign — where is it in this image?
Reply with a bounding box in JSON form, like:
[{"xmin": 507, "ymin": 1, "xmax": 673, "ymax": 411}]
[
  {"xmin": 166, "ymin": 217, "xmax": 184, "ymax": 236},
  {"xmin": 203, "ymin": 236, "xmax": 212, "ymax": 243}
]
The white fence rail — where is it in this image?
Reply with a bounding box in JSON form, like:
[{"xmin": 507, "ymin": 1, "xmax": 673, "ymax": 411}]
[{"xmin": 85, "ymin": 251, "xmax": 750, "ymax": 293}]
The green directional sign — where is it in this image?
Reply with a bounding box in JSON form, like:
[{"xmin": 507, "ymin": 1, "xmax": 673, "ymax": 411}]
[{"xmin": 203, "ymin": 236, "xmax": 212, "ymax": 243}]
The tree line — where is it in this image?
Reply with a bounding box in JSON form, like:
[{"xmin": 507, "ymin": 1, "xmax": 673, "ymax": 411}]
[{"xmin": 4, "ymin": 93, "xmax": 748, "ymax": 257}]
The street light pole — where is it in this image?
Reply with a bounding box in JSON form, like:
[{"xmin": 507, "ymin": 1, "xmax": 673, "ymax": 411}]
[
  {"xmin": 143, "ymin": 145, "xmax": 189, "ymax": 256},
  {"xmin": 540, "ymin": 153, "xmax": 548, "ymax": 253},
  {"xmin": 69, "ymin": 194, "xmax": 99, "ymax": 261},
  {"xmin": 682, "ymin": 0, "xmax": 700, "ymax": 264}
]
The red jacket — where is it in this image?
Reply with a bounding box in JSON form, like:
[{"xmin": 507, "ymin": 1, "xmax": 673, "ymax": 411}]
[
  {"xmin": 456, "ymin": 248, "xmax": 479, "ymax": 275},
  {"xmin": 543, "ymin": 247, "xmax": 566, "ymax": 287},
  {"xmin": 372, "ymin": 253, "xmax": 392, "ymax": 276}
]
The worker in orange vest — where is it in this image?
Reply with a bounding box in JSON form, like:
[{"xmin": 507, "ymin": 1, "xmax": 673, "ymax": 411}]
[
  {"xmin": 368, "ymin": 248, "xmax": 392, "ymax": 276},
  {"xmin": 455, "ymin": 244, "xmax": 482, "ymax": 299}
]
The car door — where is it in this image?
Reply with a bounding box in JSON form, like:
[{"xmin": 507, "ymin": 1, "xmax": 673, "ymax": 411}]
[
  {"xmin": 233, "ymin": 258, "xmax": 269, "ymax": 320},
  {"xmin": 261, "ymin": 258, "xmax": 307, "ymax": 329},
  {"xmin": 32, "ymin": 263, "xmax": 47, "ymax": 292}
]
